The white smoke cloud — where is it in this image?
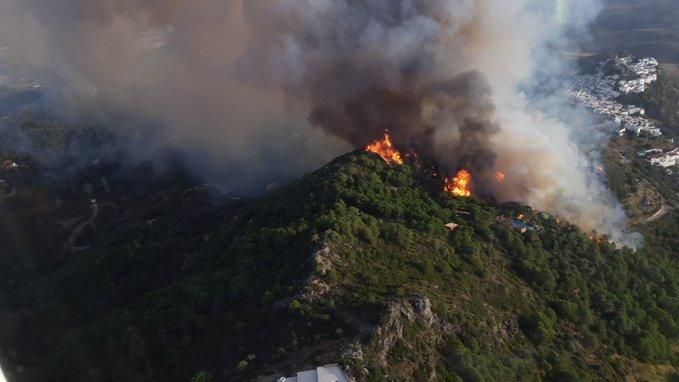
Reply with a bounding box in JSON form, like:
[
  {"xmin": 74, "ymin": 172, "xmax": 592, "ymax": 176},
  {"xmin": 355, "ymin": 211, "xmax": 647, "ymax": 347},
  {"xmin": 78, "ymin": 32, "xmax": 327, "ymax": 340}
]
[
  {"xmin": 0, "ymin": 0, "xmax": 640, "ymax": 245},
  {"xmin": 0, "ymin": 0, "xmax": 352, "ymax": 193}
]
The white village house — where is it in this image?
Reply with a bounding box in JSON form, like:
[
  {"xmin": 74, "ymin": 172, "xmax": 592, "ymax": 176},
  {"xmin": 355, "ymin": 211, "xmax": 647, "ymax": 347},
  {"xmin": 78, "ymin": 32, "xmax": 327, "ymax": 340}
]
[
  {"xmin": 649, "ymin": 148, "xmax": 679, "ymax": 168},
  {"xmin": 278, "ymin": 364, "xmax": 352, "ymax": 382}
]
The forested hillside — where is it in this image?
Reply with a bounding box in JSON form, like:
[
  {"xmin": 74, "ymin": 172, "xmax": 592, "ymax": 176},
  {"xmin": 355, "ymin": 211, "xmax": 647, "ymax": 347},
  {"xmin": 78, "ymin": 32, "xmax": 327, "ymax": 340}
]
[
  {"xmin": 641, "ymin": 67, "xmax": 679, "ymax": 128},
  {"xmin": 0, "ymin": 151, "xmax": 677, "ymax": 381}
]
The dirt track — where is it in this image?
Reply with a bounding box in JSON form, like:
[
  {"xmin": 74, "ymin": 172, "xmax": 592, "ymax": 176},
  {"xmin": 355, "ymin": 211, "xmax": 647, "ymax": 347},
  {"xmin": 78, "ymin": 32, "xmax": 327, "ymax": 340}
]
[{"xmin": 68, "ymin": 200, "xmax": 99, "ymax": 252}]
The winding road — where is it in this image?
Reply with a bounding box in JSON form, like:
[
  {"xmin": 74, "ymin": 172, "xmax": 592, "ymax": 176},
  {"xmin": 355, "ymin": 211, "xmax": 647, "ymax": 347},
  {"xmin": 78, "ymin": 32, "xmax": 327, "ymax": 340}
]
[
  {"xmin": 68, "ymin": 199, "xmax": 99, "ymax": 252},
  {"xmin": 641, "ymin": 200, "xmax": 671, "ymax": 225}
]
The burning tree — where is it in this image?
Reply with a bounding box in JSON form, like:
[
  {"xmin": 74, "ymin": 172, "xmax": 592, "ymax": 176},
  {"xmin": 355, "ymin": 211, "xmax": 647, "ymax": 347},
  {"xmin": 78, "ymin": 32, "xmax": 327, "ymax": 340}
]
[
  {"xmin": 445, "ymin": 169, "xmax": 472, "ymax": 198},
  {"xmin": 365, "ymin": 132, "xmax": 404, "ymax": 165}
]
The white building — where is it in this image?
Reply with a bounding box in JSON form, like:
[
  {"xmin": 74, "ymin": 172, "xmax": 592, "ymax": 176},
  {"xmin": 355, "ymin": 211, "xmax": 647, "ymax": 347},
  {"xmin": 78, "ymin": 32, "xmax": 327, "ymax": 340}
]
[
  {"xmin": 279, "ymin": 365, "xmax": 352, "ymax": 382},
  {"xmin": 616, "ymin": 56, "xmax": 659, "ymax": 94},
  {"xmin": 644, "ymin": 73, "xmax": 658, "ymax": 84},
  {"xmin": 649, "ymin": 148, "xmax": 679, "ymax": 168},
  {"xmin": 647, "ymin": 127, "xmax": 663, "ymax": 137},
  {"xmin": 627, "ymin": 106, "xmax": 645, "ymax": 116},
  {"xmin": 615, "ymin": 55, "xmax": 633, "ymax": 66}
]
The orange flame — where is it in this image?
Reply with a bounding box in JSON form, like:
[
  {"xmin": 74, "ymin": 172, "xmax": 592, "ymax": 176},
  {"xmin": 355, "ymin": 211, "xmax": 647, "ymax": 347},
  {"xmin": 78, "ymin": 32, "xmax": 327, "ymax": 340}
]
[
  {"xmin": 445, "ymin": 169, "xmax": 472, "ymax": 197},
  {"xmin": 496, "ymin": 172, "xmax": 506, "ymax": 182},
  {"xmin": 366, "ymin": 132, "xmax": 404, "ymax": 165}
]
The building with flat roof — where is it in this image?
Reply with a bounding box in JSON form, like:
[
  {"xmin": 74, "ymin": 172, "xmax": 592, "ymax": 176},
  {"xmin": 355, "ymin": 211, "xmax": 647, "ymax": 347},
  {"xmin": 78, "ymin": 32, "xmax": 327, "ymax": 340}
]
[{"xmin": 278, "ymin": 364, "xmax": 351, "ymax": 382}]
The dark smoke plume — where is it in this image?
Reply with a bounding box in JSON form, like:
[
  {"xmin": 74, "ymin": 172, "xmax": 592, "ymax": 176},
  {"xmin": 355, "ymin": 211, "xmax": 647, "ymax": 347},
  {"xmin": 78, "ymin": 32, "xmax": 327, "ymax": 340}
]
[
  {"xmin": 308, "ymin": 71, "xmax": 499, "ymax": 175},
  {"xmin": 0, "ymin": 0, "xmax": 641, "ymax": 246}
]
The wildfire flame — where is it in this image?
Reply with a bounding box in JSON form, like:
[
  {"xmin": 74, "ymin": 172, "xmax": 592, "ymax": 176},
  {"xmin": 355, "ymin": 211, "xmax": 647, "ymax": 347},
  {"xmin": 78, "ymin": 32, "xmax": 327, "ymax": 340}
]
[
  {"xmin": 496, "ymin": 171, "xmax": 506, "ymax": 182},
  {"xmin": 445, "ymin": 169, "xmax": 472, "ymax": 197},
  {"xmin": 365, "ymin": 132, "xmax": 404, "ymax": 165}
]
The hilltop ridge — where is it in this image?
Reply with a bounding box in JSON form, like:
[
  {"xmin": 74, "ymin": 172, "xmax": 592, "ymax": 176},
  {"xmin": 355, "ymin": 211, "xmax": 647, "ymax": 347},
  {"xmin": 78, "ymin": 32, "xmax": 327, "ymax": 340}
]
[{"xmin": 0, "ymin": 150, "xmax": 677, "ymax": 381}]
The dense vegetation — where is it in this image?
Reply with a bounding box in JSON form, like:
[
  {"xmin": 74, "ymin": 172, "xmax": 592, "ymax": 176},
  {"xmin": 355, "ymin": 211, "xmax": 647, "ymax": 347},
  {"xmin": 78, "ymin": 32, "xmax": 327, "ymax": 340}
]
[
  {"xmin": 639, "ymin": 68, "xmax": 679, "ymax": 128},
  {"xmin": 0, "ymin": 149, "xmax": 677, "ymax": 381}
]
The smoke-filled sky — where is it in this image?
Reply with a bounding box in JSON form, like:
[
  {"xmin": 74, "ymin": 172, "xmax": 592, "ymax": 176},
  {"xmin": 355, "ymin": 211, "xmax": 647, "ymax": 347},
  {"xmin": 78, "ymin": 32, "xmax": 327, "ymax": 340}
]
[{"xmin": 0, "ymin": 0, "xmax": 640, "ymax": 245}]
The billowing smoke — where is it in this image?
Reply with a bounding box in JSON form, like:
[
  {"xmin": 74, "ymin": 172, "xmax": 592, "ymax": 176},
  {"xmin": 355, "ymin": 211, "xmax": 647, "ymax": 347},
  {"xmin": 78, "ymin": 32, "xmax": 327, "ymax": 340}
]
[{"xmin": 0, "ymin": 0, "xmax": 641, "ymax": 246}]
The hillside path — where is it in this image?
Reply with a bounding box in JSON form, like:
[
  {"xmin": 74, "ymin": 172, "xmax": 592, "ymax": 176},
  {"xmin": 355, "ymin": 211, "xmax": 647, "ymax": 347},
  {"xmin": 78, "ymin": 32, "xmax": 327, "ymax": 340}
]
[{"xmin": 68, "ymin": 200, "xmax": 99, "ymax": 252}]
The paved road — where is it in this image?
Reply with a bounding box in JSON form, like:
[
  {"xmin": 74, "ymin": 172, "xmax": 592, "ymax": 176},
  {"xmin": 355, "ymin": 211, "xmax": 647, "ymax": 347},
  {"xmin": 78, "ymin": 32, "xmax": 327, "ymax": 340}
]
[{"xmin": 641, "ymin": 200, "xmax": 670, "ymax": 224}]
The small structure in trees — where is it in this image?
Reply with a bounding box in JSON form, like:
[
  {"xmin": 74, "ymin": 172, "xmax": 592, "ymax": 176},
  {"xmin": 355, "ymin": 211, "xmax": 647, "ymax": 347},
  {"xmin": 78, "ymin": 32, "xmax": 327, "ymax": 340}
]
[{"xmin": 444, "ymin": 223, "xmax": 459, "ymax": 233}]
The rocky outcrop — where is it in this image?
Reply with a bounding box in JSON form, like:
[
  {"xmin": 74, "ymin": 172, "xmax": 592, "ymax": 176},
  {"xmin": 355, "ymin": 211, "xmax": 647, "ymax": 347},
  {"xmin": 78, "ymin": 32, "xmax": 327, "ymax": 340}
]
[
  {"xmin": 300, "ymin": 239, "xmax": 336, "ymax": 304},
  {"xmin": 343, "ymin": 295, "xmax": 448, "ymax": 381}
]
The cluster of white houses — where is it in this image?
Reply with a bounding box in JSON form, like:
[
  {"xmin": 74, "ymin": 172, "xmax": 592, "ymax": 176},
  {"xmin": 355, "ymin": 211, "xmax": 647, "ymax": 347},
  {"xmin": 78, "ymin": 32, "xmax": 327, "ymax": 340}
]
[
  {"xmin": 570, "ymin": 56, "xmax": 678, "ymax": 173},
  {"xmin": 569, "ymin": 60, "xmax": 662, "ymax": 137},
  {"xmin": 638, "ymin": 147, "xmax": 679, "ymax": 168},
  {"xmin": 615, "ymin": 56, "xmax": 659, "ymax": 94},
  {"xmin": 615, "ymin": 107, "xmax": 662, "ymax": 137}
]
